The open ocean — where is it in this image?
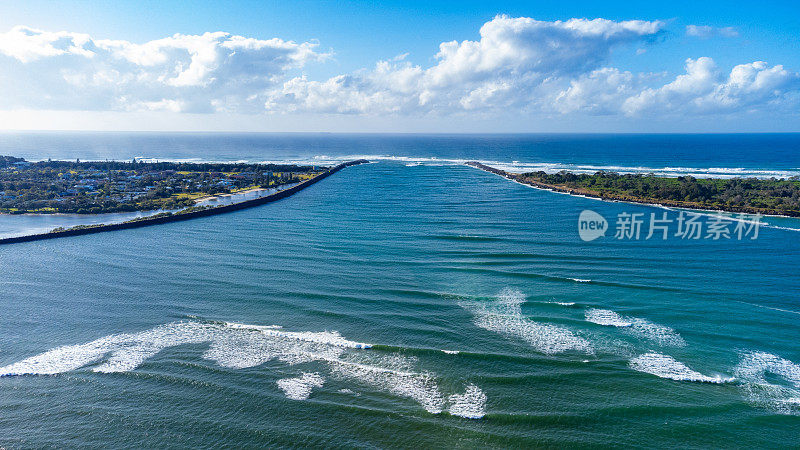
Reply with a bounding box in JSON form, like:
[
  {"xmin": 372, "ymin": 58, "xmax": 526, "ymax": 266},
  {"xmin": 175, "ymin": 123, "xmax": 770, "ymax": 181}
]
[{"xmin": 1, "ymin": 133, "xmax": 799, "ymax": 447}]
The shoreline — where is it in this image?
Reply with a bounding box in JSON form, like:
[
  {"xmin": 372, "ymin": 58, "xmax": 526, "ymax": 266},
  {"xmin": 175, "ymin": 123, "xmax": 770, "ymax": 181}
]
[
  {"xmin": 191, "ymin": 183, "xmax": 298, "ymax": 205},
  {"xmin": 466, "ymin": 161, "xmax": 800, "ymax": 218},
  {"xmin": 0, "ymin": 160, "xmax": 368, "ymax": 245}
]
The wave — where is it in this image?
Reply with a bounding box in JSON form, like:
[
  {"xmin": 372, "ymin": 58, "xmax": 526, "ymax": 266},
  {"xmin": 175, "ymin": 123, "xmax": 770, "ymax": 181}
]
[
  {"xmin": 461, "ymin": 288, "xmax": 593, "ymax": 355},
  {"xmin": 0, "ymin": 320, "xmax": 484, "ymax": 418},
  {"xmin": 585, "ymin": 309, "xmax": 632, "ymax": 327},
  {"xmin": 329, "ymin": 354, "xmax": 445, "ymax": 414},
  {"xmin": 585, "ymin": 309, "xmax": 686, "ymax": 347},
  {"xmin": 485, "ymin": 161, "xmax": 800, "ymax": 180},
  {"xmin": 277, "ymin": 372, "xmax": 325, "ymax": 400},
  {"xmin": 447, "ymin": 384, "xmax": 487, "ymax": 419},
  {"xmin": 543, "ymin": 301, "xmax": 576, "ymax": 306},
  {"xmin": 309, "ymin": 154, "xmax": 800, "ymax": 179},
  {"xmin": 55, "ymin": 153, "xmax": 800, "ymax": 180},
  {"xmin": 629, "ymin": 353, "xmax": 735, "ymax": 384},
  {"xmin": 734, "ymin": 351, "xmax": 800, "ymax": 415},
  {"xmin": 429, "ymin": 234, "xmax": 504, "ymax": 242}
]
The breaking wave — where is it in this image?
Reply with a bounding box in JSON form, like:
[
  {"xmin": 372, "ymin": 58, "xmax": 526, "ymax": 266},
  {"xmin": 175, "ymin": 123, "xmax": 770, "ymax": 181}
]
[
  {"xmin": 448, "ymin": 384, "xmax": 487, "ymax": 419},
  {"xmin": 277, "ymin": 372, "xmax": 325, "ymax": 400},
  {"xmin": 585, "ymin": 309, "xmax": 632, "ymax": 327},
  {"xmin": 734, "ymin": 351, "xmax": 800, "ymax": 415},
  {"xmin": 329, "ymin": 354, "xmax": 445, "ymax": 414},
  {"xmin": 462, "ymin": 288, "xmax": 593, "ymax": 355},
  {"xmin": 585, "ymin": 309, "xmax": 686, "ymax": 347},
  {"xmin": 629, "ymin": 353, "xmax": 735, "ymax": 384},
  {"xmin": 122, "ymin": 153, "xmax": 800, "ymax": 180},
  {"xmin": 0, "ymin": 320, "xmax": 485, "ymax": 418}
]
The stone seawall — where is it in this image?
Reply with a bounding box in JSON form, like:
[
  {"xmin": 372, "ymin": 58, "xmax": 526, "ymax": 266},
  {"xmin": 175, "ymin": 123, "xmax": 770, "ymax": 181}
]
[{"xmin": 0, "ymin": 160, "xmax": 368, "ymax": 245}]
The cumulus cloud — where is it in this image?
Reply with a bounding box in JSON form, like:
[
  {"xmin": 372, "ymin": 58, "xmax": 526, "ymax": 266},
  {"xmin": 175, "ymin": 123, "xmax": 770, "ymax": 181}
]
[
  {"xmin": 266, "ymin": 16, "xmax": 665, "ymax": 114},
  {"xmin": 686, "ymin": 25, "xmax": 739, "ymax": 39},
  {"xmin": 623, "ymin": 57, "xmax": 800, "ymax": 115},
  {"xmin": 0, "ymin": 18, "xmax": 798, "ymax": 120},
  {"xmin": 0, "ymin": 25, "xmax": 325, "ymax": 112},
  {"xmin": 552, "ymin": 68, "xmax": 640, "ymax": 114}
]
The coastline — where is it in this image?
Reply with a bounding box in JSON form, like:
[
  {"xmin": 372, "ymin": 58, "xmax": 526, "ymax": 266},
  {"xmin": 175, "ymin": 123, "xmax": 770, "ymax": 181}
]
[
  {"xmin": 0, "ymin": 160, "xmax": 368, "ymax": 245},
  {"xmin": 466, "ymin": 161, "xmax": 800, "ymax": 218},
  {"xmin": 191, "ymin": 184, "xmax": 295, "ymax": 204}
]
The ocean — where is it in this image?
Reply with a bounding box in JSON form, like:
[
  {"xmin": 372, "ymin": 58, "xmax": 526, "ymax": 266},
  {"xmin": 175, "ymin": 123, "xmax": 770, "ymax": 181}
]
[{"xmin": 0, "ymin": 133, "xmax": 799, "ymax": 447}]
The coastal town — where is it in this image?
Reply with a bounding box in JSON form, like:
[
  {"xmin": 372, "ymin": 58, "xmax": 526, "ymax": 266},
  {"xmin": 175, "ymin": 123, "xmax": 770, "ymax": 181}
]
[{"xmin": 0, "ymin": 156, "xmax": 323, "ymax": 214}]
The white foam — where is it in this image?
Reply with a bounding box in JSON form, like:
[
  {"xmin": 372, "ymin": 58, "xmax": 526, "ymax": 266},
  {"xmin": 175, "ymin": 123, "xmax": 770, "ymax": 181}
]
[
  {"xmin": 585, "ymin": 309, "xmax": 686, "ymax": 347},
  {"xmin": 734, "ymin": 351, "xmax": 800, "ymax": 414},
  {"xmin": 0, "ymin": 320, "xmax": 484, "ymax": 417},
  {"xmin": 570, "ymin": 278, "xmax": 591, "ymax": 283},
  {"xmin": 448, "ymin": 384, "xmax": 487, "ymax": 419},
  {"xmin": 0, "ymin": 336, "xmax": 117, "ymax": 376},
  {"xmin": 277, "ymin": 372, "xmax": 325, "ymax": 400},
  {"xmin": 0, "ymin": 322, "xmax": 218, "ymax": 376},
  {"xmin": 463, "ymin": 288, "xmax": 593, "ymax": 355},
  {"xmin": 628, "ymin": 318, "xmax": 686, "ymax": 347},
  {"xmin": 586, "ymin": 309, "xmax": 633, "ymax": 327},
  {"xmin": 329, "ymin": 354, "xmax": 445, "ymax": 414},
  {"xmin": 629, "ymin": 353, "xmax": 734, "ymax": 384},
  {"xmin": 441, "ymin": 350, "xmax": 460, "ymax": 355}
]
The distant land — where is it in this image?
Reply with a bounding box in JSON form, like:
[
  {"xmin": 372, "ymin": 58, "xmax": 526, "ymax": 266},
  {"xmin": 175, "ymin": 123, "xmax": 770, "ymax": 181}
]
[
  {"xmin": 0, "ymin": 156, "xmax": 323, "ymax": 214},
  {"xmin": 0, "ymin": 160, "xmax": 368, "ymax": 245},
  {"xmin": 467, "ymin": 162, "xmax": 800, "ymax": 217}
]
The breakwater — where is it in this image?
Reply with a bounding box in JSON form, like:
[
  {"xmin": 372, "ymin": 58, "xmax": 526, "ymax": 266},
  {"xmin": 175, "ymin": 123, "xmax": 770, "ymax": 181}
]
[{"xmin": 0, "ymin": 160, "xmax": 368, "ymax": 245}]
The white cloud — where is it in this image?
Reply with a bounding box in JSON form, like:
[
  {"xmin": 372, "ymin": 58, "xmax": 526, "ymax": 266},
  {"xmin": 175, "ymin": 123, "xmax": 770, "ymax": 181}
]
[
  {"xmin": 623, "ymin": 57, "xmax": 799, "ymax": 115},
  {"xmin": 0, "ymin": 18, "xmax": 797, "ymax": 123},
  {"xmin": 552, "ymin": 68, "xmax": 640, "ymax": 114},
  {"xmin": 686, "ymin": 25, "xmax": 739, "ymax": 39},
  {"xmin": 0, "ymin": 26, "xmax": 325, "ymax": 112},
  {"xmin": 266, "ymin": 15, "xmax": 666, "ymax": 114}
]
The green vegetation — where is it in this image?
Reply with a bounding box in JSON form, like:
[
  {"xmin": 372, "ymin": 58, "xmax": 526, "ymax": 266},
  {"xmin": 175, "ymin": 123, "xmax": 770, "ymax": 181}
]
[
  {"xmin": 0, "ymin": 156, "xmax": 324, "ymax": 214},
  {"xmin": 517, "ymin": 170, "xmax": 800, "ymax": 216}
]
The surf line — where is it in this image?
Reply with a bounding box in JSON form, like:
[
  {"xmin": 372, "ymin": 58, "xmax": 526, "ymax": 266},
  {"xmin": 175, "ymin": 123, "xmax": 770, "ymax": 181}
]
[{"xmin": 0, "ymin": 160, "xmax": 369, "ymax": 245}]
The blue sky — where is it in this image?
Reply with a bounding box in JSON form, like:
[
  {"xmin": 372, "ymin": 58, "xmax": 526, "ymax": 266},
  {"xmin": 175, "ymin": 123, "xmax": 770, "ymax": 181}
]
[{"xmin": 0, "ymin": 0, "xmax": 798, "ymax": 132}]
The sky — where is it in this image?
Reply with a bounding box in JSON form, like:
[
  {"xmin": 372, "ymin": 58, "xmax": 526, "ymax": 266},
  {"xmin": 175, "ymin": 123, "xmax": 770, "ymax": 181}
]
[{"xmin": 0, "ymin": 0, "xmax": 798, "ymax": 132}]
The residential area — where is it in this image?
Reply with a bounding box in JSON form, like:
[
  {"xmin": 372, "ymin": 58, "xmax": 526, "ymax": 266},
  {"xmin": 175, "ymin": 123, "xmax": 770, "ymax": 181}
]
[{"xmin": 0, "ymin": 156, "xmax": 322, "ymax": 214}]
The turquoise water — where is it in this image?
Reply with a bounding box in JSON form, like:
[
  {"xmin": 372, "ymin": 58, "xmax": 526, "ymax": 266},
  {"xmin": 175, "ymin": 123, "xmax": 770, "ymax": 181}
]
[{"xmin": 1, "ymin": 135, "xmax": 800, "ymax": 447}]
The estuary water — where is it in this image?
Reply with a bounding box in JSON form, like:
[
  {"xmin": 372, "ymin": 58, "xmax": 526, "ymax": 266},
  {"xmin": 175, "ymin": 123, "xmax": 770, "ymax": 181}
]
[{"xmin": 0, "ymin": 133, "xmax": 799, "ymax": 447}]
